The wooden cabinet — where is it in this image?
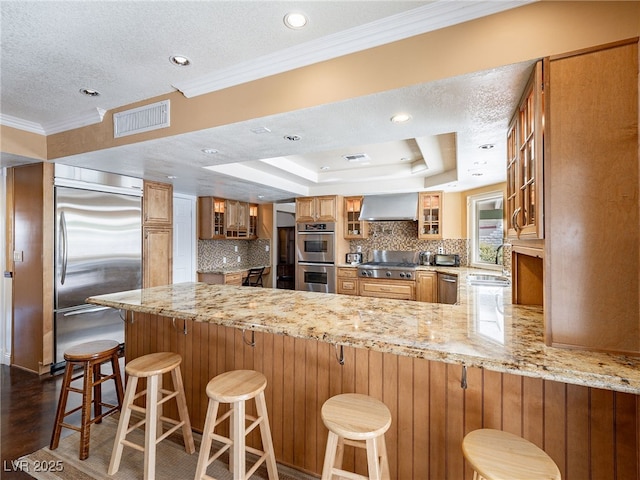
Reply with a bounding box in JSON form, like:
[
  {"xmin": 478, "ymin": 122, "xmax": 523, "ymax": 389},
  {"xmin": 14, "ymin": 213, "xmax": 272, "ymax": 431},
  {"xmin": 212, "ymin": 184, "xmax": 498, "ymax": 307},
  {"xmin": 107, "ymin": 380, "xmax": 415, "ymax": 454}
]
[
  {"xmin": 337, "ymin": 267, "xmax": 359, "ymax": 295},
  {"xmin": 248, "ymin": 204, "xmax": 258, "ymax": 239},
  {"xmin": 143, "ymin": 181, "xmax": 172, "ymax": 225},
  {"xmin": 198, "ymin": 197, "xmax": 225, "ymax": 239},
  {"xmin": 545, "ymin": 40, "xmax": 639, "ymax": 354},
  {"xmin": 198, "ymin": 271, "xmax": 243, "ymax": 286},
  {"xmin": 343, "ymin": 196, "xmax": 368, "ymax": 239},
  {"xmin": 142, "ymin": 181, "xmax": 172, "ymax": 288},
  {"xmin": 506, "ymin": 60, "xmax": 544, "ymax": 240},
  {"xmin": 142, "ymin": 227, "xmax": 172, "ymax": 288},
  {"xmin": 416, "ymin": 271, "xmax": 437, "ymax": 303},
  {"xmin": 418, "ymin": 192, "xmax": 442, "ymax": 239},
  {"xmin": 295, "ymin": 195, "xmax": 337, "ymax": 222},
  {"xmin": 225, "ymin": 200, "xmax": 249, "ymax": 238},
  {"xmin": 359, "ymin": 278, "xmax": 415, "ymax": 301}
]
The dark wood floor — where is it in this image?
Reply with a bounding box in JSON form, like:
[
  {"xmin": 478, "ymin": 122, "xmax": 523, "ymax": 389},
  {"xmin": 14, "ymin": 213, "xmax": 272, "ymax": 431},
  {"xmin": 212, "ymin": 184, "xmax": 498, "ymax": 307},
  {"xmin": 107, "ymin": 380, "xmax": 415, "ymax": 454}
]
[{"xmin": 1, "ymin": 361, "xmax": 122, "ymax": 479}]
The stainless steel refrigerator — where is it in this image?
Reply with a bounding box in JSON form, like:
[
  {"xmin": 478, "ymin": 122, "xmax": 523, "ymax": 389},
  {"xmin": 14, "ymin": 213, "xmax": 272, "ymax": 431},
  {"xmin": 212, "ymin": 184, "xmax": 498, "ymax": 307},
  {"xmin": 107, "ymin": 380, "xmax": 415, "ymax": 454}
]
[{"xmin": 54, "ymin": 166, "xmax": 142, "ymax": 367}]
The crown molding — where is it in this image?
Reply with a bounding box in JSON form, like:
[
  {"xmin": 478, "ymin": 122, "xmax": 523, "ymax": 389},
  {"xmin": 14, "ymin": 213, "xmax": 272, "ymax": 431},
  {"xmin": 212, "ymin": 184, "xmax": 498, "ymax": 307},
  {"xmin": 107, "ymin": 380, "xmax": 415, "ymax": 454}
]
[
  {"xmin": 43, "ymin": 107, "xmax": 107, "ymax": 135},
  {"xmin": 0, "ymin": 114, "xmax": 46, "ymax": 135},
  {"xmin": 174, "ymin": 1, "xmax": 533, "ymax": 98}
]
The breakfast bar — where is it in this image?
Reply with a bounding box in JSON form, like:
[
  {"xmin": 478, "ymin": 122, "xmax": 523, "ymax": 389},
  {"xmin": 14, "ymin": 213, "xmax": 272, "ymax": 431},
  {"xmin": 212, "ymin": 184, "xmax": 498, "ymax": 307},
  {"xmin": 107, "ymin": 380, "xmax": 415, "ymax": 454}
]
[{"xmin": 87, "ymin": 273, "xmax": 640, "ymax": 479}]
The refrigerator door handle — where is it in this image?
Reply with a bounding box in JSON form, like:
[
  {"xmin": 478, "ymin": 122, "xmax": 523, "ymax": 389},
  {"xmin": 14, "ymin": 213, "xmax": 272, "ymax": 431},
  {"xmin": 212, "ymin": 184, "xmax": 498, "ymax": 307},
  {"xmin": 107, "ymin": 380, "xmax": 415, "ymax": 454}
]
[
  {"xmin": 63, "ymin": 306, "xmax": 111, "ymax": 316},
  {"xmin": 60, "ymin": 211, "xmax": 68, "ymax": 285}
]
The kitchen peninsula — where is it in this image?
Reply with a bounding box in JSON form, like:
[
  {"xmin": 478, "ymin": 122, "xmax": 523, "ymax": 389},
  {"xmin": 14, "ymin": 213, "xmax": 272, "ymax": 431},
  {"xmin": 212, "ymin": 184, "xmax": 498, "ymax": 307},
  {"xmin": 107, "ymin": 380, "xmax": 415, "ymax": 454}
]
[{"xmin": 88, "ymin": 273, "xmax": 640, "ymax": 480}]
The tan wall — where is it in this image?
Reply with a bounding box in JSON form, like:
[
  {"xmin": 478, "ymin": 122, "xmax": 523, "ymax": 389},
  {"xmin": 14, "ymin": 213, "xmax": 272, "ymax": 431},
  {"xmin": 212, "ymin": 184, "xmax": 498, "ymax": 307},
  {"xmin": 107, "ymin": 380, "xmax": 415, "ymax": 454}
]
[
  {"xmin": 0, "ymin": 125, "xmax": 47, "ymax": 160},
  {"xmin": 442, "ymin": 192, "xmax": 462, "ymax": 239},
  {"xmin": 37, "ymin": 1, "xmax": 639, "ymax": 161},
  {"xmin": 460, "ymin": 182, "xmax": 507, "ymax": 239}
]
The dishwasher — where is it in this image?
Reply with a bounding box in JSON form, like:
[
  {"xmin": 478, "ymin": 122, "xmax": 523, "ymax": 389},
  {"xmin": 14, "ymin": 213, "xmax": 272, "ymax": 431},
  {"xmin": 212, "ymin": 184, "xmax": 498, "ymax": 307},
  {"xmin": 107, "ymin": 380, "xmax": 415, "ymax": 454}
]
[{"xmin": 437, "ymin": 273, "xmax": 458, "ymax": 304}]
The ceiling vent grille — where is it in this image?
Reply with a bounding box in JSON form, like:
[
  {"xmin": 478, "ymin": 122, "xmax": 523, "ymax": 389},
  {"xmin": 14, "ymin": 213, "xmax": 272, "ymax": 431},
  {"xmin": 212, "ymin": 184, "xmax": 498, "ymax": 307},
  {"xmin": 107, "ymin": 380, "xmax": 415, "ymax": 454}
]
[
  {"xmin": 113, "ymin": 100, "xmax": 170, "ymax": 138},
  {"xmin": 343, "ymin": 153, "xmax": 370, "ymax": 163}
]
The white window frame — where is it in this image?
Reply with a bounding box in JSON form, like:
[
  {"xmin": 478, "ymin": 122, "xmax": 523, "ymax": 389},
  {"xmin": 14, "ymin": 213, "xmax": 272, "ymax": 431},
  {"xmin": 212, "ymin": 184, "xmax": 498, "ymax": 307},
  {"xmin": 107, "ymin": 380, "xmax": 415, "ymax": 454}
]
[{"xmin": 468, "ymin": 191, "xmax": 504, "ymax": 271}]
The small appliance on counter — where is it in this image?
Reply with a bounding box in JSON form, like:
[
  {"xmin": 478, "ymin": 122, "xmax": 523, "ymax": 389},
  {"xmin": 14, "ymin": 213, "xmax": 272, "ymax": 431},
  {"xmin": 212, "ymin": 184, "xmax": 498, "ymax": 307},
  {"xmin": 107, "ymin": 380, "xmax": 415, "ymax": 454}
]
[
  {"xmin": 434, "ymin": 253, "xmax": 460, "ymax": 267},
  {"xmin": 419, "ymin": 251, "xmax": 433, "ymax": 265},
  {"xmin": 346, "ymin": 252, "xmax": 363, "ymax": 264}
]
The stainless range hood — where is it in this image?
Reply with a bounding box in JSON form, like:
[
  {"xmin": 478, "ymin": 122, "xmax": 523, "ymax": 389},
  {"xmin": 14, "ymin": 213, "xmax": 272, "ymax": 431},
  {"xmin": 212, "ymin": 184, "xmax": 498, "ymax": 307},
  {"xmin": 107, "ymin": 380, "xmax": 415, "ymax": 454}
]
[{"xmin": 359, "ymin": 193, "xmax": 418, "ymax": 221}]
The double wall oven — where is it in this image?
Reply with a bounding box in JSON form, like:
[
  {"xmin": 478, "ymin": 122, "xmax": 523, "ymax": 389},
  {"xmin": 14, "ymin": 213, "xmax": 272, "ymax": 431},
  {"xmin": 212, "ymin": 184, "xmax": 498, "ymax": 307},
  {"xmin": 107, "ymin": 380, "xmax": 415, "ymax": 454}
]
[{"xmin": 296, "ymin": 222, "xmax": 336, "ymax": 293}]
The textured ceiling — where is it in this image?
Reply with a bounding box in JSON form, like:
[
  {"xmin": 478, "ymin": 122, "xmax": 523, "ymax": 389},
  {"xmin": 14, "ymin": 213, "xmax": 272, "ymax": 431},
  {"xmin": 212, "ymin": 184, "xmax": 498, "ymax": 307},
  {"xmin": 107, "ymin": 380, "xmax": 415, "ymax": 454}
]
[{"xmin": 0, "ymin": 1, "xmax": 535, "ymax": 201}]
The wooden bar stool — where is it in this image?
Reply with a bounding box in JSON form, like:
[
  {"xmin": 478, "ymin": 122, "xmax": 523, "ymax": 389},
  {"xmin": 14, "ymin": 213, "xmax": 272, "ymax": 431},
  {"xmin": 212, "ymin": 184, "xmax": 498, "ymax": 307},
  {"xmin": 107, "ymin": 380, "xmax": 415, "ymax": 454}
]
[
  {"xmin": 194, "ymin": 369, "xmax": 278, "ymax": 480},
  {"xmin": 50, "ymin": 339, "xmax": 124, "ymax": 460},
  {"xmin": 320, "ymin": 393, "xmax": 391, "ymax": 480},
  {"xmin": 108, "ymin": 352, "xmax": 195, "ymax": 480},
  {"xmin": 462, "ymin": 429, "xmax": 561, "ymax": 480}
]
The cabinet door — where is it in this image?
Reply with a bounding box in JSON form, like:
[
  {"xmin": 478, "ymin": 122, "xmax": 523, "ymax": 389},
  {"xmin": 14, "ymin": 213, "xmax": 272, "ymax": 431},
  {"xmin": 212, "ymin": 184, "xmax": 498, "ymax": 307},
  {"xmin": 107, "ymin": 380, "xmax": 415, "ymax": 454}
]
[
  {"xmin": 315, "ymin": 196, "xmax": 337, "ymax": 222},
  {"xmin": 344, "ymin": 196, "xmax": 367, "ymax": 239},
  {"xmin": 143, "ymin": 227, "xmax": 172, "ymax": 287},
  {"xmin": 248, "ymin": 204, "xmax": 258, "ymax": 239},
  {"xmin": 359, "ymin": 279, "xmax": 415, "ymax": 300},
  {"xmin": 143, "ymin": 181, "xmax": 172, "ymax": 226},
  {"xmin": 198, "ymin": 197, "xmax": 226, "ymax": 239},
  {"xmin": 416, "ymin": 271, "xmax": 437, "ymax": 303},
  {"xmin": 295, "ymin": 198, "xmax": 315, "ymax": 222},
  {"xmin": 506, "ymin": 61, "xmax": 544, "ymax": 240},
  {"xmin": 418, "ymin": 192, "xmax": 442, "ymax": 239}
]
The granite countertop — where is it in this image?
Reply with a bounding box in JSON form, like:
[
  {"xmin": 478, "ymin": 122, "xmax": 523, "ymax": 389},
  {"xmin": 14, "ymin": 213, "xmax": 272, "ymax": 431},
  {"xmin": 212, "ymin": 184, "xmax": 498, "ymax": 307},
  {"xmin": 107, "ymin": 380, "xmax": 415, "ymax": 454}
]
[{"xmin": 87, "ymin": 270, "xmax": 640, "ymax": 395}]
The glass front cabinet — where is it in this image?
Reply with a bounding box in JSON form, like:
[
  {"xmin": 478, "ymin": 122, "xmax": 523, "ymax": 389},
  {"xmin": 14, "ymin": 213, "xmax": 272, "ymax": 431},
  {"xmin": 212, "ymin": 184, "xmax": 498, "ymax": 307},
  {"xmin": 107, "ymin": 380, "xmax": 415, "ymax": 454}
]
[
  {"xmin": 344, "ymin": 196, "xmax": 368, "ymax": 239},
  {"xmin": 418, "ymin": 191, "xmax": 442, "ymax": 239}
]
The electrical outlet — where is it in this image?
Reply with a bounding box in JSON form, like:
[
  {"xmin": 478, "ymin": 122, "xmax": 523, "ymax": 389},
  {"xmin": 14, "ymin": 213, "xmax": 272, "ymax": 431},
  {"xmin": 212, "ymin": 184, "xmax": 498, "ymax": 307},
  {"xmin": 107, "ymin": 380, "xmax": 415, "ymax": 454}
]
[
  {"xmin": 356, "ymin": 246, "xmax": 362, "ymax": 253},
  {"xmin": 13, "ymin": 250, "xmax": 23, "ymax": 262},
  {"xmin": 438, "ymin": 246, "xmax": 444, "ymax": 254},
  {"xmin": 237, "ymin": 256, "xmax": 241, "ymax": 263},
  {"xmin": 222, "ymin": 257, "xmax": 227, "ymax": 264},
  {"xmin": 265, "ymin": 245, "xmax": 269, "ymax": 252},
  {"xmin": 234, "ymin": 245, "xmax": 238, "ymax": 252}
]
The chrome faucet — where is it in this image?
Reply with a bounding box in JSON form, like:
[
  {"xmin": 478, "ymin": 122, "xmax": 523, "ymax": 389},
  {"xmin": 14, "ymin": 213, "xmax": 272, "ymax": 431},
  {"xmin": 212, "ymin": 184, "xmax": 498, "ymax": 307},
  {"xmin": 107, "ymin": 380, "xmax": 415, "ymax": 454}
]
[{"xmin": 495, "ymin": 244, "xmax": 505, "ymax": 265}]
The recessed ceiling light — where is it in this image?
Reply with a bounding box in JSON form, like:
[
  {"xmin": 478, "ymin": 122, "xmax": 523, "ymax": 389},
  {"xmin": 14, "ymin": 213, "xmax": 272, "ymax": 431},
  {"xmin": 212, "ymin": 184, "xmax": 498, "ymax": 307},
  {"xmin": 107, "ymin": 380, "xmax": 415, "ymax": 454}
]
[
  {"xmin": 257, "ymin": 195, "xmax": 265, "ymax": 199},
  {"xmin": 201, "ymin": 148, "xmax": 219, "ymax": 154},
  {"xmin": 390, "ymin": 113, "xmax": 412, "ymax": 123},
  {"xmin": 284, "ymin": 134, "xmax": 301, "ymax": 141},
  {"xmin": 284, "ymin": 12, "xmax": 308, "ymax": 29},
  {"xmin": 479, "ymin": 143, "xmax": 495, "ymax": 150},
  {"xmin": 79, "ymin": 88, "xmax": 100, "ymax": 97},
  {"xmin": 170, "ymin": 55, "xmax": 191, "ymax": 67},
  {"xmin": 320, "ymin": 166, "xmax": 330, "ymax": 171},
  {"xmin": 251, "ymin": 126, "xmax": 271, "ymax": 134},
  {"xmin": 167, "ymin": 175, "xmax": 177, "ymax": 179}
]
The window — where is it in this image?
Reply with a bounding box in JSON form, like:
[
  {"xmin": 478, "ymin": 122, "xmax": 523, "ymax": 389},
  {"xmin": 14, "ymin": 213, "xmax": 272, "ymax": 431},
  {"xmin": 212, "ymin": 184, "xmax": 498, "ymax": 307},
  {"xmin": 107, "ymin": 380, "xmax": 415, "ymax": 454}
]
[{"xmin": 469, "ymin": 192, "xmax": 504, "ymax": 269}]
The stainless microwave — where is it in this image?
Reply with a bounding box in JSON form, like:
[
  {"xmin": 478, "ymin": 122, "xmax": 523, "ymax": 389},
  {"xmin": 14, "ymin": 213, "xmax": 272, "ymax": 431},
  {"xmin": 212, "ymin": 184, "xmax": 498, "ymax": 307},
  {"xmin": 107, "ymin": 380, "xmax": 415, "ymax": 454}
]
[{"xmin": 434, "ymin": 253, "xmax": 460, "ymax": 267}]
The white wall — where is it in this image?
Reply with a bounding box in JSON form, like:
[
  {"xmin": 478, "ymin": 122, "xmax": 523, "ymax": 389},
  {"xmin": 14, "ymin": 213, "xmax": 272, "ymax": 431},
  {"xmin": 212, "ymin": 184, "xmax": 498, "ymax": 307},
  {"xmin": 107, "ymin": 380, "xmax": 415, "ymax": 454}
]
[{"xmin": 1, "ymin": 168, "xmax": 12, "ymax": 364}]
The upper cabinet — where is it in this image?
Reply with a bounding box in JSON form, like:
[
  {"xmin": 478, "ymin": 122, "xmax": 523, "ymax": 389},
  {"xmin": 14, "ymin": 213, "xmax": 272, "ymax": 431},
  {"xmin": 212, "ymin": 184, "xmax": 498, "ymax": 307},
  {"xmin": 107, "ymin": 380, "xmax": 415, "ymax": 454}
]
[
  {"xmin": 295, "ymin": 196, "xmax": 337, "ymax": 223},
  {"xmin": 198, "ymin": 197, "xmax": 226, "ymax": 239},
  {"xmin": 506, "ymin": 60, "xmax": 544, "ymax": 240},
  {"xmin": 143, "ymin": 181, "xmax": 173, "ymax": 226},
  {"xmin": 344, "ymin": 196, "xmax": 368, "ymax": 239},
  {"xmin": 198, "ymin": 197, "xmax": 260, "ymax": 239},
  {"xmin": 225, "ymin": 200, "xmax": 249, "ymax": 238},
  {"xmin": 418, "ymin": 192, "xmax": 442, "ymax": 239}
]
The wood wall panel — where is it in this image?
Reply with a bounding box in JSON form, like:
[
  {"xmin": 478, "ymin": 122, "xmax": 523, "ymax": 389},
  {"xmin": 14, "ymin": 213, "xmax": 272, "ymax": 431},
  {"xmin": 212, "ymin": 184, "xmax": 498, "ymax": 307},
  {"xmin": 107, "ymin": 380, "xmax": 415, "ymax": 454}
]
[{"xmin": 124, "ymin": 315, "xmax": 640, "ymax": 479}]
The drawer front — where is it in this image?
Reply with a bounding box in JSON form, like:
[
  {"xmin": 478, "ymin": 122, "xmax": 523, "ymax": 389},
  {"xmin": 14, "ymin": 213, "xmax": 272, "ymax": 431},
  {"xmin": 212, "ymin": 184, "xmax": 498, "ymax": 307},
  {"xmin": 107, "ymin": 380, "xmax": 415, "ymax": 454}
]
[
  {"xmin": 337, "ymin": 278, "xmax": 358, "ymax": 295},
  {"xmin": 225, "ymin": 272, "xmax": 243, "ymax": 286},
  {"xmin": 359, "ymin": 280, "xmax": 415, "ymax": 300},
  {"xmin": 337, "ymin": 267, "xmax": 358, "ymax": 278}
]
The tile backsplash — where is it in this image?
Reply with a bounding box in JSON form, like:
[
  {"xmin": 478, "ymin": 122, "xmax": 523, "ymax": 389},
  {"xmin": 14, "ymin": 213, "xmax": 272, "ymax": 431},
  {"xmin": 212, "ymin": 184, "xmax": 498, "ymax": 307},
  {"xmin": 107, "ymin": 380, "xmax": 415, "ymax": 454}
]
[{"xmin": 198, "ymin": 239, "xmax": 271, "ymax": 271}]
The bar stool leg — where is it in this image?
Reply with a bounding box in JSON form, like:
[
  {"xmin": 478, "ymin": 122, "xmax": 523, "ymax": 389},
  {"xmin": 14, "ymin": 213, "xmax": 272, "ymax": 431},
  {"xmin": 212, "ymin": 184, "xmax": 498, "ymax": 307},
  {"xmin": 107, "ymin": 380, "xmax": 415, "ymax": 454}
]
[
  {"xmin": 108, "ymin": 376, "xmax": 139, "ymax": 475},
  {"xmin": 92, "ymin": 362, "xmax": 102, "ymax": 424},
  {"xmin": 194, "ymin": 399, "xmax": 221, "ymax": 480},
  {"xmin": 144, "ymin": 375, "xmax": 159, "ymax": 480},
  {"xmin": 255, "ymin": 391, "xmax": 278, "ymax": 480},
  {"xmin": 378, "ymin": 435, "xmax": 390, "ymax": 480},
  {"xmin": 110, "ymin": 351, "xmax": 125, "ymax": 408},
  {"xmin": 79, "ymin": 360, "xmax": 93, "ymax": 460},
  {"xmin": 231, "ymin": 399, "xmax": 246, "ymax": 479},
  {"xmin": 171, "ymin": 366, "xmax": 195, "ymax": 453},
  {"xmin": 321, "ymin": 431, "xmax": 340, "ymax": 480},
  {"xmin": 50, "ymin": 362, "xmax": 74, "ymax": 451}
]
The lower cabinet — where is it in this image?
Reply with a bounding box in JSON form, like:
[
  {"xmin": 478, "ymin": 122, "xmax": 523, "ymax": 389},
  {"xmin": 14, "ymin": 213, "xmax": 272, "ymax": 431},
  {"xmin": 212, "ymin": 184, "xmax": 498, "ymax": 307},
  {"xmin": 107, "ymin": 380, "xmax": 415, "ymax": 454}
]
[
  {"xmin": 124, "ymin": 313, "xmax": 640, "ymax": 480},
  {"xmin": 198, "ymin": 271, "xmax": 243, "ymax": 286},
  {"xmin": 337, "ymin": 267, "xmax": 358, "ymax": 295},
  {"xmin": 359, "ymin": 278, "xmax": 415, "ymax": 301},
  {"xmin": 416, "ymin": 271, "xmax": 437, "ymax": 303}
]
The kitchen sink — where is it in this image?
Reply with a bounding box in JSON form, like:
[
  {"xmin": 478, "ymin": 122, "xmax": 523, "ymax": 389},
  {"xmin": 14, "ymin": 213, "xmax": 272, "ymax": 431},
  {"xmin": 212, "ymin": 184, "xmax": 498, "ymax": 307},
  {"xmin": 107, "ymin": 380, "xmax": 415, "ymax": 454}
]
[{"xmin": 466, "ymin": 274, "xmax": 511, "ymax": 287}]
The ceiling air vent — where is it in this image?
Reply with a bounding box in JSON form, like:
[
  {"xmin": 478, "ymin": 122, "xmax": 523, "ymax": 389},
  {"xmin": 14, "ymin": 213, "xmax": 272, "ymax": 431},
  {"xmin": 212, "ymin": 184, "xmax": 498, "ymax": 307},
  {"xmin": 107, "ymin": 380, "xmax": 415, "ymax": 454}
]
[
  {"xmin": 343, "ymin": 153, "xmax": 370, "ymax": 163},
  {"xmin": 113, "ymin": 100, "xmax": 170, "ymax": 138}
]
